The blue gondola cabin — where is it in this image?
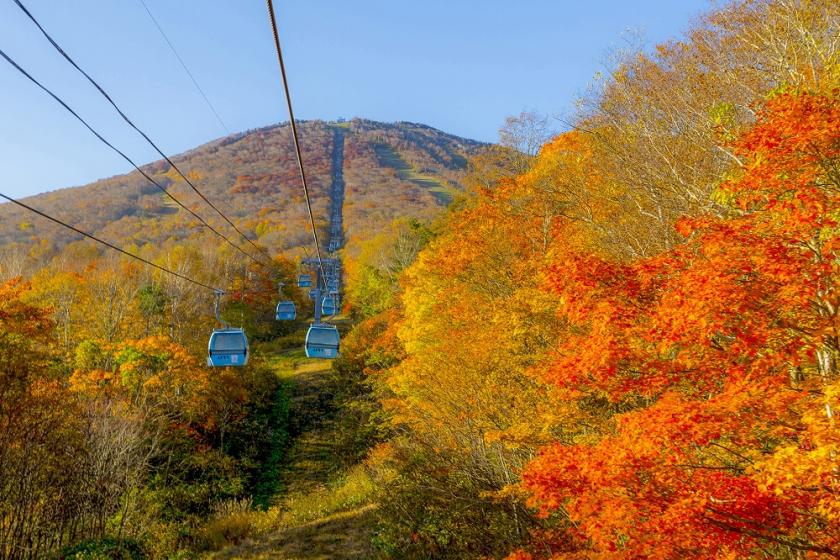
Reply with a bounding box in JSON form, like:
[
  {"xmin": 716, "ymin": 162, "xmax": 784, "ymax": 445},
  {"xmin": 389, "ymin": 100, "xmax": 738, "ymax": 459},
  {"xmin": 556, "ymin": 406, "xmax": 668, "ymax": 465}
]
[
  {"xmin": 321, "ymin": 295, "xmax": 337, "ymax": 316},
  {"xmin": 275, "ymin": 300, "xmax": 296, "ymax": 321},
  {"xmin": 207, "ymin": 328, "xmax": 249, "ymax": 367},
  {"xmin": 305, "ymin": 323, "xmax": 340, "ymax": 359}
]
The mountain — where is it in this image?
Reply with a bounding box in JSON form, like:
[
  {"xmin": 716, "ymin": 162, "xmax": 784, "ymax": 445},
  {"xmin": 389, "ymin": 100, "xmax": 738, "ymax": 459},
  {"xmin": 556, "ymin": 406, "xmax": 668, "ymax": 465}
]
[{"xmin": 0, "ymin": 119, "xmax": 485, "ymax": 261}]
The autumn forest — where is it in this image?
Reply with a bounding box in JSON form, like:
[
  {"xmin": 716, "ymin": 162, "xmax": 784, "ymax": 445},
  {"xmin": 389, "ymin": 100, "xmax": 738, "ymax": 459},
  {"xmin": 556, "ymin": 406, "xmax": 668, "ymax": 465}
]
[{"xmin": 1, "ymin": 0, "xmax": 839, "ymax": 558}]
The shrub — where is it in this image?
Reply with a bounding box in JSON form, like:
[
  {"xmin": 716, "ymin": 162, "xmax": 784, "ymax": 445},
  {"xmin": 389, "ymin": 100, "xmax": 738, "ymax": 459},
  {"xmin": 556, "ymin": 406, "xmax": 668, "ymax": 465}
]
[
  {"xmin": 194, "ymin": 498, "xmax": 258, "ymax": 551},
  {"xmin": 58, "ymin": 537, "xmax": 146, "ymax": 560}
]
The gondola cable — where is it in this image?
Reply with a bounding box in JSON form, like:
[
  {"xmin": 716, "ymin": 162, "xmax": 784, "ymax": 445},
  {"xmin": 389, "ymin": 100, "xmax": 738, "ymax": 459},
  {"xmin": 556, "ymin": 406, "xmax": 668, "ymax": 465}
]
[
  {"xmin": 265, "ymin": 1, "xmax": 340, "ymax": 359},
  {"xmin": 11, "ymin": 0, "xmax": 275, "ymax": 269},
  {"xmin": 265, "ymin": 0, "xmax": 328, "ymax": 291},
  {"xmin": 136, "ymin": 0, "xmax": 230, "ymax": 135},
  {"xmin": 0, "ymin": 191, "xmax": 220, "ymax": 292},
  {"xmin": 2, "ymin": 187, "xmax": 255, "ymax": 366},
  {"xmin": 0, "ymin": 46, "xmax": 264, "ymax": 267}
]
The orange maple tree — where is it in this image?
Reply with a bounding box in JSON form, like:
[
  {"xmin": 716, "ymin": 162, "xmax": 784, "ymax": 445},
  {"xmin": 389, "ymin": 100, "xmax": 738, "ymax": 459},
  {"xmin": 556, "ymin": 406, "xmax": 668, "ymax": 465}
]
[{"xmin": 517, "ymin": 90, "xmax": 839, "ymax": 558}]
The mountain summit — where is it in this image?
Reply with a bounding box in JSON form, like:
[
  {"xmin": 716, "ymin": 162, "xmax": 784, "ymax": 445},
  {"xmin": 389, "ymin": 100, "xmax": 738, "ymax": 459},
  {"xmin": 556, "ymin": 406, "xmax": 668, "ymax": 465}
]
[{"xmin": 0, "ymin": 119, "xmax": 485, "ymax": 255}]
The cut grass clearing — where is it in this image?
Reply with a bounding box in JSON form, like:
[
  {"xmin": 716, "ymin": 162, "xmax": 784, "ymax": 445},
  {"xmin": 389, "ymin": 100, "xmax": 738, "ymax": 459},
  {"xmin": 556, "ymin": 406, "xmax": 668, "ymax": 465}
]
[
  {"xmin": 274, "ymin": 464, "xmax": 377, "ymax": 528},
  {"xmin": 205, "ymin": 321, "xmax": 377, "ymax": 559},
  {"xmin": 372, "ymin": 142, "xmax": 454, "ymax": 204},
  {"xmin": 210, "ymin": 505, "xmax": 378, "ymax": 560}
]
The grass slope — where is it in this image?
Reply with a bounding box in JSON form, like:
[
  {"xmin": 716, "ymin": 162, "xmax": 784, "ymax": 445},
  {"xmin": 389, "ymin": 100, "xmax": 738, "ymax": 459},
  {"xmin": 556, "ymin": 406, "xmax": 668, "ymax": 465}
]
[
  {"xmin": 207, "ymin": 322, "xmax": 377, "ymax": 560},
  {"xmin": 372, "ymin": 142, "xmax": 454, "ymax": 204}
]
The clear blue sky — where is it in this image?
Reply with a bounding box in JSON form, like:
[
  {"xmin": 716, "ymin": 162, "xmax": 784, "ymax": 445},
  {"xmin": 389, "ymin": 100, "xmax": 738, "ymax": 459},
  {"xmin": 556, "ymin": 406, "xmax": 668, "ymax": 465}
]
[{"xmin": 0, "ymin": 1, "xmax": 710, "ymax": 198}]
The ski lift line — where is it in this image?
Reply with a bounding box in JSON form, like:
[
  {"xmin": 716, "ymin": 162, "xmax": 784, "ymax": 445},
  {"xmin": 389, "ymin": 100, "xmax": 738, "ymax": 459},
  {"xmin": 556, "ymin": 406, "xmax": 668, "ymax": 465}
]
[
  {"xmin": 265, "ymin": 0, "xmax": 327, "ymax": 291},
  {"xmin": 0, "ymin": 47, "xmax": 265, "ymax": 267},
  {"xmin": 11, "ymin": 0, "xmax": 275, "ymax": 270},
  {"xmin": 0, "ymin": 191, "xmax": 220, "ymax": 292},
  {"xmin": 135, "ymin": 0, "xmax": 230, "ymax": 135}
]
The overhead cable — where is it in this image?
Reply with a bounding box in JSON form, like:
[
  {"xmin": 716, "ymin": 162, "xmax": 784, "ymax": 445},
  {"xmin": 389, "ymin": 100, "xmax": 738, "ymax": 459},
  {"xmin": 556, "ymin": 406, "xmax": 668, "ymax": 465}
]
[
  {"xmin": 12, "ymin": 0, "xmax": 275, "ymax": 268},
  {"xmin": 0, "ymin": 46, "xmax": 264, "ymax": 266}
]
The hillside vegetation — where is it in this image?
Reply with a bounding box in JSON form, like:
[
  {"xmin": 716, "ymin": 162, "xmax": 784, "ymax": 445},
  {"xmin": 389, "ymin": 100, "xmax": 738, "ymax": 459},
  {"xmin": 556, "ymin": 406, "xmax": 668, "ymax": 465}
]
[
  {"xmin": 0, "ymin": 117, "xmax": 480, "ymax": 559},
  {"xmin": 0, "ymin": 119, "xmax": 482, "ymax": 279},
  {"xmin": 1, "ymin": 0, "xmax": 839, "ymax": 559},
  {"xmin": 333, "ymin": 1, "xmax": 840, "ymax": 558}
]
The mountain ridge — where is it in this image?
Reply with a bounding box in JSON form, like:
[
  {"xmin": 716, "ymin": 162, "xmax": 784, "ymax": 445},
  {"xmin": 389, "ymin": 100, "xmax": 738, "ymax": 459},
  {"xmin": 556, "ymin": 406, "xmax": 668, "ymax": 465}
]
[{"xmin": 0, "ymin": 118, "xmax": 487, "ymax": 263}]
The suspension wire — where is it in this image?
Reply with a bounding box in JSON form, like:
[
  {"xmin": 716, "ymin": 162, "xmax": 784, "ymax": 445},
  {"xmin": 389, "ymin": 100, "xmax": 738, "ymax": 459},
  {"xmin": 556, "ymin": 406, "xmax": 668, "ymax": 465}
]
[
  {"xmin": 265, "ymin": 0, "xmax": 327, "ymax": 292},
  {"xmin": 136, "ymin": 0, "xmax": 230, "ymax": 135},
  {"xmin": 0, "ymin": 46, "xmax": 265, "ymax": 267},
  {"xmin": 11, "ymin": 0, "xmax": 275, "ymax": 269},
  {"xmin": 0, "ymin": 191, "xmax": 220, "ymax": 292}
]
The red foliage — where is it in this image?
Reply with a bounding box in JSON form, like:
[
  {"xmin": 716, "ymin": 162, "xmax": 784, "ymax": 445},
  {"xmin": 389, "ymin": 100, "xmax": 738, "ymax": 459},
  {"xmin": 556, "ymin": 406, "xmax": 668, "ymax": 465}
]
[{"xmin": 520, "ymin": 91, "xmax": 840, "ymax": 558}]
